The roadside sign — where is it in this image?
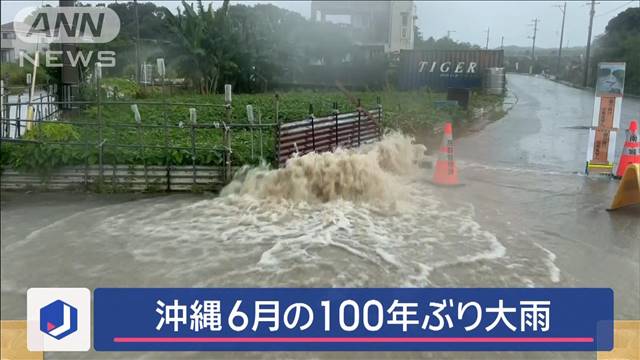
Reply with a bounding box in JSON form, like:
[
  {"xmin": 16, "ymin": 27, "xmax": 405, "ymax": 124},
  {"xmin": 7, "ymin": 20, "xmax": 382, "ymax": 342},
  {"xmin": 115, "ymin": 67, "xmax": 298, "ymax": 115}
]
[{"xmin": 586, "ymin": 62, "xmax": 626, "ymax": 175}]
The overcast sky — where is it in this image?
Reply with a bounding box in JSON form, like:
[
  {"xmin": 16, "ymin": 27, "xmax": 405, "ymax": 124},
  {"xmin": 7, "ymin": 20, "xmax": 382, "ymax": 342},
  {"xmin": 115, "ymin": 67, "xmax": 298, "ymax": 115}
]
[{"xmin": 2, "ymin": 1, "xmax": 637, "ymax": 48}]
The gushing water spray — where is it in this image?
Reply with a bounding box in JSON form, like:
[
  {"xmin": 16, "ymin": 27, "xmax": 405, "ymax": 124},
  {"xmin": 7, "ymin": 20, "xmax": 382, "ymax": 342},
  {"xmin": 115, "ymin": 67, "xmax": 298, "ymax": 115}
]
[{"xmin": 221, "ymin": 132, "xmax": 427, "ymax": 203}]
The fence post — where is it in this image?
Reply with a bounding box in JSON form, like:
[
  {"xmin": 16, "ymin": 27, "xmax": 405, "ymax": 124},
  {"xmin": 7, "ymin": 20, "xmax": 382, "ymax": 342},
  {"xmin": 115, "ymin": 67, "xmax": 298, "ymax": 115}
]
[
  {"xmin": 47, "ymin": 85, "xmax": 52, "ymax": 118},
  {"xmin": 223, "ymin": 124, "xmax": 232, "ymax": 183},
  {"xmin": 39, "ymin": 96, "xmax": 43, "ymax": 122},
  {"xmin": 377, "ymin": 95, "xmax": 382, "ymax": 140},
  {"xmin": 258, "ymin": 109, "xmax": 263, "ymax": 160},
  {"xmin": 164, "ymin": 100, "xmax": 170, "ymax": 191},
  {"xmin": 274, "ymin": 94, "xmax": 280, "ymax": 167},
  {"xmin": 0, "ymin": 80, "xmax": 4, "ymax": 138},
  {"xmin": 224, "ymin": 85, "xmax": 232, "ymax": 184},
  {"xmin": 132, "ymin": 104, "xmax": 147, "ymax": 190},
  {"xmin": 96, "ymin": 64, "xmax": 105, "ymax": 187},
  {"xmin": 224, "ymin": 84, "xmax": 232, "ymax": 123},
  {"xmin": 98, "ymin": 140, "xmax": 105, "ymax": 189},
  {"xmin": 246, "ymin": 104, "xmax": 255, "ymax": 160},
  {"xmin": 37, "ymin": 96, "xmax": 43, "ymax": 140},
  {"xmin": 309, "ymin": 103, "xmax": 315, "ymax": 151},
  {"xmin": 16, "ymin": 94, "xmax": 22, "ymax": 137},
  {"xmin": 357, "ymin": 98, "xmax": 361, "ymax": 147},
  {"xmin": 333, "ymin": 101, "xmax": 339, "ymax": 149},
  {"xmin": 190, "ymin": 108, "xmax": 197, "ymax": 187}
]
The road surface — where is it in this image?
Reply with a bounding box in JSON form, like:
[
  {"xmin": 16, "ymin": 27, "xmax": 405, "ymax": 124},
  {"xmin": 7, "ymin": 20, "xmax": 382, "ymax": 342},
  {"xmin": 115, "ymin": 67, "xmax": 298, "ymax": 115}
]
[{"xmin": 1, "ymin": 74, "xmax": 639, "ymax": 359}]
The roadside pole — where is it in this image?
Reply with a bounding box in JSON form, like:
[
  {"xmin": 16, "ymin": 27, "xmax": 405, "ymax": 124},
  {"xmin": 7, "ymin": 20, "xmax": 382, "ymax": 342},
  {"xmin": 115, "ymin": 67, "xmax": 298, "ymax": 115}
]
[
  {"xmin": 583, "ymin": 0, "xmax": 596, "ymax": 87},
  {"xmin": 555, "ymin": 2, "xmax": 567, "ymax": 77}
]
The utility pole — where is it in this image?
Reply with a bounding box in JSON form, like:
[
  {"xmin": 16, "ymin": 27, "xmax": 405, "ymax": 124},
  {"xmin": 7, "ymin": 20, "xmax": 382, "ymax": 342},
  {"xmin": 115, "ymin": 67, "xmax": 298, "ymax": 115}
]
[
  {"xmin": 555, "ymin": 2, "xmax": 567, "ymax": 76},
  {"xmin": 528, "ymin": 18, "xmax": 540, "ymax": 60},
  {"xmin": 134, "ymin": 0, "xmax": 141, "ymax": 84},
  {"xmin": 485, "ymin": 27, "xmax": 490, "ymax": 49},
  {"xmin": 583, "ymin": 0, "xmax": 597, "ymax": 87},
  {"xmin": 446, "ymin": 30, "xmax": 456, "ymax": 39},
  {"xmin": 59, "ymin": 0, "xmax": 78, "ymax": 112},
  {"xmin": 500, "ymin": 36, "xmax": 504, "ymax": 49}
]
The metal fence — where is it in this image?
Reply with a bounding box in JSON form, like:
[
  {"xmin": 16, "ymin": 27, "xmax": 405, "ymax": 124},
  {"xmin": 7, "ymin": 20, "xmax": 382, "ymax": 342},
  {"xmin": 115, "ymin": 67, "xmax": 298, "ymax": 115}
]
[
  {"xmin": 1, "ymin": 86, "xmax": 58, "ymax": 139},
  {"xmin": 1, "ymin": 82, "xmax": 384, "ymax": 192},
  {"xmin": 277, "ymin": 102, "xmax": 382, "ymax": 166},
  {"xmin": 0, "ymin": 81, "xmax": 278, "ymax": 191}
]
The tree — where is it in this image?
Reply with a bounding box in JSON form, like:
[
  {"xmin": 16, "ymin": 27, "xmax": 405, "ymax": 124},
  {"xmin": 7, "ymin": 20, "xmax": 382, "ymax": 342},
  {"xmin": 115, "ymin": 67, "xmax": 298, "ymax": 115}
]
[
  {"xmin": 592, "ymin": 8, "xmax": 640, "ymax": 94},
  {"xmin": 163, "ymin": 1, "xmax": 353, "ymax": 93},
  {"xmin": 163, "ymin": 0, "xmax": 231, "ymax": 94},
  {"xmin": 413, "ymin": 32, "xmax": 481, "ymax": 51}
]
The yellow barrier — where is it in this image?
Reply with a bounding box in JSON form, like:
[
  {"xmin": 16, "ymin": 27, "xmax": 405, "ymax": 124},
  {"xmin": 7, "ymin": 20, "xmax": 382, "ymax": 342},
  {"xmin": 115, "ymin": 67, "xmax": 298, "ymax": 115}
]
[
  {"xmin": 598, "ymin": 320, "xmax": 640, "ymax": 360},
  {"xmin": 608, "ymin": 163, "xmax": 640, "ymax": 210},
  {"xmin": 0, "ymin": 321, "xmax": 42, "ymax": 360}
]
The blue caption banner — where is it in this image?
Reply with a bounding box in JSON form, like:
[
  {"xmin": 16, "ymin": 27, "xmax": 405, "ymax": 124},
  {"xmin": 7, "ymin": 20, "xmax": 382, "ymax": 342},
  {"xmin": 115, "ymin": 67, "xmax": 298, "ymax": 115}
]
[{"xmin": 94, "ymin": 288, "xmax": 613, "ymax": 351}]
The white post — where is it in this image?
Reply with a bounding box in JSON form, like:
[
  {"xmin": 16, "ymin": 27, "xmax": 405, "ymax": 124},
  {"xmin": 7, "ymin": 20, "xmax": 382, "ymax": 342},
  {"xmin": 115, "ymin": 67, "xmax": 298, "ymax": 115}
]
[
  {"xmin": 246, "ymin": 105, "xmax": 254, "ymax": 123},
  {"xmin": 156, "ymin": 58, "xmax": 166, "ymax": 77},
  {"xmin": 189, "ymin": 107, "xmax": 197, "ymax": 124},
  {"xmin": 224, "ymin": 84, "xmax": 232, "ymax": 104},
  {"xmin": 246, "ymin": 104, "xmax": 254, "ymax": 159},
  {"xmin": 131, "ymin": 104, "xmax": 141, "ymax": 124},
  {"xmin": 27, "ymin": 52, "xmax": 39, "ymax": 130}
]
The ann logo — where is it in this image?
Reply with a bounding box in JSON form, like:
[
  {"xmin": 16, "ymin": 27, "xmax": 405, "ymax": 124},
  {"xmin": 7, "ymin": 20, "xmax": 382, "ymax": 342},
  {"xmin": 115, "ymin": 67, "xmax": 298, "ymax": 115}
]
[
  {"xmin": 28, "ymin": 11, "xmax": 105, "ymax": 38},
  {"xmin": 15, "ymin": 7, "xmax": 120, "ymax": 44}
]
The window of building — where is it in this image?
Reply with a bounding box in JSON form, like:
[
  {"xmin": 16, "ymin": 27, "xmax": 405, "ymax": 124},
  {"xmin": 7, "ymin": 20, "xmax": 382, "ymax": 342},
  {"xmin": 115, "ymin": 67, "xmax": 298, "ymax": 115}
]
[
  {"xmin": 401, "ymin": 28, "xmax": 408, "ymax": 39},
  {"xmin": 3, "ymin": 32, "xmax": 17, "ymax": 39},
  {"xmin": 401, "ymin": 12, "xmax": 409, "ymax": 26}
]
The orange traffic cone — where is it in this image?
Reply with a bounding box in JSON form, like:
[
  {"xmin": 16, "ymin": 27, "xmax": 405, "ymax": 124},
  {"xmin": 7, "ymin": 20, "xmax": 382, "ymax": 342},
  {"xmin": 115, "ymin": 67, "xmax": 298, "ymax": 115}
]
[
  {"xmin": 615, "ymin": 120, "xmax": 639, "ymax": 178},
  {"xmin": 432, "ymin": 122, "xmax": 461, "ymax": 186}
]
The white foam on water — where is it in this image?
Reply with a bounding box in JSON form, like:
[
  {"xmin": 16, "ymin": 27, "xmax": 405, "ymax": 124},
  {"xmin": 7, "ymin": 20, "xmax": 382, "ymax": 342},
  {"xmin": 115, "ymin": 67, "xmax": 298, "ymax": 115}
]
[
  {"xmin": 80, "ymin": 133, "xmax": 517, "ymax": 287},
  {"xmin": 457, "ymin": 160, "xmax": 570, "ymax": 177},
  {"xmin": 534, "ymin": 243, "xmax": 561, "ymax": 283},
  {"xmin": 3, "ymin": 132, "xmax": 559, "ymax": 290}
]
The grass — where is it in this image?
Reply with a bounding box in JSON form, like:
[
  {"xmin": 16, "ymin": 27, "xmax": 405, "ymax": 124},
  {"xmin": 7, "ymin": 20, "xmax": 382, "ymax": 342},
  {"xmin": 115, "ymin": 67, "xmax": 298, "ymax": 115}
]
[{"xmin": 1, "ymin": 85, "xmax": 503, "ymax": 176}]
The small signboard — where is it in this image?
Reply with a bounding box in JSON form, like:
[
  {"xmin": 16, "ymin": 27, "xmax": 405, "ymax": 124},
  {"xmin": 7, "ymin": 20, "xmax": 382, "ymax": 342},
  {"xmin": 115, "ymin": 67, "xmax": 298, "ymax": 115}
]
[{"xmin": 586, "ymin": 62, "xmax": 626, "ymax": 175}]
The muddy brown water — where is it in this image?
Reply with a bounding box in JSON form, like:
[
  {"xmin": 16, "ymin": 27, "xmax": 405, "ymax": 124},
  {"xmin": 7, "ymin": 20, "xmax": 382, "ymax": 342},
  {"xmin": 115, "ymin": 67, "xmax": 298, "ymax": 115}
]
[{"xmin": 1, "ymin": 74, "xmax": 639, "ymax": 359}]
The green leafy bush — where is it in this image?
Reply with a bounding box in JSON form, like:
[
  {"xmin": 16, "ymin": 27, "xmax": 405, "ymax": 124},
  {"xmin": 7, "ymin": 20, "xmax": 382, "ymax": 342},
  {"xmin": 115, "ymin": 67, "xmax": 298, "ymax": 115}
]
[
  {"xmin": 0, "ymin": 61, "xmax": 50, "ymax": 88},
  {"xmin": 10, "ymin": 123, "xmax": 82, "ymax": 177},
  {"xmin": 101, "ymin": 78, "xmax": 141, "ymax": 98},
  {"xmin": 1, "ymin": 90, "xmax": 503, "ymax": 181}
]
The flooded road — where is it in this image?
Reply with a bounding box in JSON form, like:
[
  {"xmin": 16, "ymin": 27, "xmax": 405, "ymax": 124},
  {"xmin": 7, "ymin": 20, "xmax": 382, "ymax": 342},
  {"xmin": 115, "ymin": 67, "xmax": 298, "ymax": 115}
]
[{"xmin": 1, "ymin": 74, "xmax": 639, "ymax": 359}]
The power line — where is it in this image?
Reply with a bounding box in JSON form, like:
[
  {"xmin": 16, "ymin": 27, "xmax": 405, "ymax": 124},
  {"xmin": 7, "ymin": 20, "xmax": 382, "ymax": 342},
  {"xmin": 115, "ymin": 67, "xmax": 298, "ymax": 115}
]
[{"xmin": 595, "ymin": 0, "xmax": 633, "ymax": 17}]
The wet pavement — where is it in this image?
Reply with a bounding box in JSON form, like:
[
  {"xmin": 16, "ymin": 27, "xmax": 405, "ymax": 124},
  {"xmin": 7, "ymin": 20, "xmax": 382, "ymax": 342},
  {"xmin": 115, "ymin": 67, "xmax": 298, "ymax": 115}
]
[{"xmin": 1, "ymin": 74, "xmax": 639, "ymax": 360}]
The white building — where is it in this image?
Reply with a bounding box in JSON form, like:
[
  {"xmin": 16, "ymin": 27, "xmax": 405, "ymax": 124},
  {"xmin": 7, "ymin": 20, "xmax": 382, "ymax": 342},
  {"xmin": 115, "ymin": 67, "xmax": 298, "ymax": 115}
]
[
  {"xmin": 310, "ymin": 0, "xmax": 415, "ymax": 55},
  {"xmin": 1, "ymin": 22, "xmax": 50, "ymax": 63}
]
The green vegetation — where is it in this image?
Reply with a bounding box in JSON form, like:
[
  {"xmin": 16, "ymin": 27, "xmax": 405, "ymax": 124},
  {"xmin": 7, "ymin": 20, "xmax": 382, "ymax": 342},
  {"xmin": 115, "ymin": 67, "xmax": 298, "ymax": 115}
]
[
  {"xmin": 85, "ymin": 0, "xmax": 371, "ymax": 93},
  {"xmin": 0, "ymin": 62, "xmax": 51, "ymax": 90},
  {"xmin": 0, "ymin": 86, "xmax": 502, "ymax": 177},
  {"xmin": 592, "ymin": 8, "xmax": 640, "ymax": 94}
]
